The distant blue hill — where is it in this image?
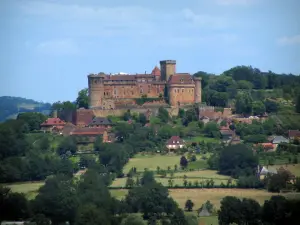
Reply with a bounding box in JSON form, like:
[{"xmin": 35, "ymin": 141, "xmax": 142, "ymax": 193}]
[{"xmin": 0, "ymin": 96, "xmax": 52, "ymax": 122}]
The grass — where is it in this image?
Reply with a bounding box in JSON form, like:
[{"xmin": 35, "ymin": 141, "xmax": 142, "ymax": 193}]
[
  {"xmin": 169, "ymin": 170, "xmax": 232, "ymax": 180},
  {"xmin": 123, "ymin": 153, "xmax": 210, "ymax": 174},
  {"xmin": 110, "ymin": 188, "xmax": 300, "ymax": 210},
  {"xmin": 111, "ymin": 170, "xmax": 235, "ymax": 188},
  {"xmin": 184, "ymin": 136, "xmax": 220, "ymax": 144},
  {"xmin": 267, "ymin": 164, "xmax": 300, "ymax": 176},
  {"xmin": 123, "ymin": 154, "xmax": 181, "ymax": 173},
  {"xmin": 5, "ymin": 181, "xmax": 45, "ymax": 200},
  {"xmin": 199, "ymin": 216, "xmax": 219, "ymax": 225},
  {"xmin": 259, "ymin": 154, "xmax": 300, "ymax": 166}
]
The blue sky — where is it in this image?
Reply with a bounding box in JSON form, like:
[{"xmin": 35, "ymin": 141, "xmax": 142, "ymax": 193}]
[{"xmin": 0, "ymin": 0, "xmax": 299, "ymax": 103}]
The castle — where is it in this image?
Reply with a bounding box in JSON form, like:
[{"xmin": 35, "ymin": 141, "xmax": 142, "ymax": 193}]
[{"xmin": 88, "ymin": 60, "xmax": 202, "ymax": 108}]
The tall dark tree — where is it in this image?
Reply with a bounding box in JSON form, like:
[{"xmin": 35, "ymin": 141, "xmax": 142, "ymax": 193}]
[
  {"xmin": 180, "ymin": 156, "xmax": 188, "ymax": 169},
  {"xmin": 76, "ymin": 88, "xmax": 89, "ymax": 109},
  {"xmin": 32, "ymin": 175, "xmax": 79, "ymax": 225},
  {"xmin": 218, "ymin": 144, "xmax": 258, "ymax": 178},
  {"xmin": 17, "ymin": 112, "xmax": 47, "ymax": 131}
]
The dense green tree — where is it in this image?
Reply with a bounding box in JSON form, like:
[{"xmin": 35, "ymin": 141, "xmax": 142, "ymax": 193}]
[
  {"xmin": 17, "ymin": 112, "xmax": 47, "ymax": 131},
  {"xmin": 180, "ymin": 156, "xmax": 188, "ymax": 169},
  {"xmin": 57, "ymin": 136, "xmax": 77, "ymax": 155},
  {"xmin": 262, "ymin": 196, "xmax": 289, "ymax": 225},
  {"xmin": 138, "ymin": 113, "xmax": 147, "ymax": 126},
  {"xmin": 121, "ymin": 214, "xmax": 146, "ymax": 225},
  {"xmin": 76, "ymin": 88, "xmax": 89, "ymax": 109},
  {"xmin": 218, "ymin": 196, "xmax": 242, "ymax": 225},
  {"xmin": 184, "ymin": 199, "xmax": 194, "ymax": 211},
  {"xmin": 264, "ymin": 99, "xmax": 278, "ymax": 113},
  {"xmin": 235, "ymin": 92, "xmax": 253, "ymax": 115},
  {"xmin": 0, "ymin": 120, "xmax": 29, "ymax": 160},
  {"xmin": 52, "ymin": 101, "xmax": 76, "ymax": 110},
  {"xmin": 218, "ymin": 144, "xmax": 258, "ymax": 178},
  {"xmin": 158, "ymin": 107, "xmax": 170, "ymax": 123},
  {"xmin": 75, "ymin": 203, "xmax": 111, "ymax": 225},
  {"xmin": 237, "ymin": 80, "xmax": 253, "ymax": 89},
  {"xmin": 203, "ymin": 121, "xmax": 220, "ymax": 138},
  {"xmin": 0, "ymin": 186, "xmax": 30, "ymax": 222},
  {"xmin": 252, "ymin": 101, "xmax": 266, "ymax": 115},
  {"xmin": 32, "ymin": 175, "xmax": 79, "ymax": 225}
]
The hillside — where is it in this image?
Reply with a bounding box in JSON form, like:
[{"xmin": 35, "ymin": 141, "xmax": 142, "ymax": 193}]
[{"xmin": 0, "ymin": 96, "xmax": 51, "ymax": 122}]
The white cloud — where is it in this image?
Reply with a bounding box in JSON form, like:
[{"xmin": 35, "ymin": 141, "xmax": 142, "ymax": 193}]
[
  {"xmin": 182, "ymin": 8, "xmax": 229, "ymax": 29},
  {"xmin": 36, "ymin": 39, "xmax": 79, "ymax": 55},
  {"xmin": 277, "ymin": 35, "xmax": 300, "ymax": 46},
  {"xmin": 215, "ymin": 0, "xmax": 256, "ymax": 6}
]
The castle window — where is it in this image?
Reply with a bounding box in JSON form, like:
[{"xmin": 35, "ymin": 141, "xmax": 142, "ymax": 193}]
[
  {"xmin": 140, "ymin": 89, "xmax": 143, "ymax": 94},
  {"xmin": 182, "ymin": 88, "xmax": 184, "ymax": 93},
  {"xmin": 114, "ymin": 90, "xmax": 116, "ymax": 95}
]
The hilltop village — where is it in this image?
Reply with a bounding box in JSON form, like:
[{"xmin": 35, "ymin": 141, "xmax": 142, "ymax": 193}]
[{"xmin": 1, "ymin": 61, "xmax": 300, "ymax": 225}]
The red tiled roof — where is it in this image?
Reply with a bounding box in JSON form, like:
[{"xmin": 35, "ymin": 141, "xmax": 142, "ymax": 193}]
[
  {"xmin": 168, "ymin": 74, "xmax": 194, "ymax": 84},
  {"xmin": 288, "ymin": 130, "xmax": 300, "ymax": 138},
  {"xmin": 70, "ymin": 127, "xmax": 106, "ymax": 135},
  {"xmin": 256, "ymin": 143, "xmax": 275, "ymax": 149},
  {"xmin": 41, "ymin": 118, "xmax": 66, "ymax": 126},
  {"xmin": 151, "ymin": 66, "xmax": 161, "ymax": 76},
  {"xmin": 167, "ymin": 136, "xmax": 184, "ymax": 145}
]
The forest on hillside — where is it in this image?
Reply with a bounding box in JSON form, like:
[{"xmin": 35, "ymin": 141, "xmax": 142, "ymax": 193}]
[{"xmin": 0, "ymin": 96, "xmax": 51, "ymax": 122}]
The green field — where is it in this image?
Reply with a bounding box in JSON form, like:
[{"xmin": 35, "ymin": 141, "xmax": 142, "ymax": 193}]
[
  {"xmin": 123, "ymin": 154, "xmax": 182, "ymax": 173},
  {"xmin": 6, "ymin": 182, "xmax": 45, "ymax": 200},
  {"xmin": 267, "ymin": 164, "xmax": 300, "ymax": 176},
  {"xmin": 110, "ymin": 188, "xmax": 300, "ymax": 210},
  {"xmin": 123, "ymin": 154, "xmax": 209, "ymax": 173},
  {"xmin": 112, "ymin": 169, "xmax": 234, "ymax": 188},
  {"xmin": 184, "ymin": 136, "xmax": 220, "ymax": 144}
]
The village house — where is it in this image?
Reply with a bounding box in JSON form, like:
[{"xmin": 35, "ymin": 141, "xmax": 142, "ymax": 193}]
[
  {"xmin": 40, "ymin": 117, "xmax": 66, "ymax": 133},
  {"xmin": 69, "ymin": 127, "xmax": 113, "ymax": 143},
  {"xmin": 166, "ymin": 136, "xmax": 185, "ymax": 151},
  {"xmin": 271, "ymin": 135, "xmax": 289, "ymax": 144},
  {"xmin": 288, "ymin": 130, "xmax": 300, "ymax": 140},
  {"xmin": 88, "ymin": 117, "xmax": 113, "ymax": 129},
  {"xmin": 255, "ymin": 143, "xmax": 276, "ymax": 152}
]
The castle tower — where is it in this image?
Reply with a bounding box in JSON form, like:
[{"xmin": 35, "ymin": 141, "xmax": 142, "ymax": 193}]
[
  {"xmin": 160, "ymin": 60, "xmax": 176, "ymax": 82},
  {"xmin": 194, "ymin": 77, "xmax": 202, "ymax": 103},
  {"xmin": 88, "ymin": 73, "xmax": 105, "ymax": 108}
]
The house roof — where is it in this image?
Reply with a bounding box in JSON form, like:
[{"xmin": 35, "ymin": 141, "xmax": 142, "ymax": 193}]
[
  {"xmin": 90, "ymin": 117, "xmax": 112, "ymax": 126},
  {"xmin": 70, "ymin": 127, "xmax": 106, "ymax": 135},
  {"xmin": 168, "ymin": 74, "xmax": 194, "ymax": 85},
  {"xmin": 288, "ymin": 130, "xmax": 300, "ymax": 138},
  {"xmin": 167, "ymin": 136, "xmax": 184, "ymax": 145},
  {"xmin": 41, "ymin": 118, "xmax": 66, "ymax": 126},
  {"xmin": 272, "ymin": 136, "xmax": 289, "ymax": 144},
  {"xmin": 257, "ymin": 143, "xmax": 275, "ymax": 149},
  {"xmin": 151, "ymin": 66, "xmax": 161, "ymax": 76}
]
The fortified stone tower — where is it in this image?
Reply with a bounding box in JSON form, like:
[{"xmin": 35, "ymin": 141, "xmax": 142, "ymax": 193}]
[
  {"xmin": 160, "ymin": 60, "xmax": 176, "ymax": 81},
  {"xmin": 88, "ymin": 73, "xmax": 105, "ymax": 108},
  {"xmin": 194, "ymin": 77, "xmax": 202, "ymax": 103}
]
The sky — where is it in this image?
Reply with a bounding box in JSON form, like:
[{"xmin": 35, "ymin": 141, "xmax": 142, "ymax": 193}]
[{"xmin": 0, "ymin": 0, "xmax": 299, "ymax": 103}]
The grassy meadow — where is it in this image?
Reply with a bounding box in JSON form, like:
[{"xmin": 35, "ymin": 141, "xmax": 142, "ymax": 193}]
[
  {"xmin": 6, "ymin": 181, "xmax": 45, "ymax": 200},
  {"xmin": 123, "ymin": 153, "xmax": 209, "ymax": 173},
  {"xmin": 110, "ymin": 188, "xmax": 300, "ymax": 210}
]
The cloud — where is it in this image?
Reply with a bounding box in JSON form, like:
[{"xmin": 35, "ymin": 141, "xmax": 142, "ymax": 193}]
[
  {"xmin": 36, "ymin": 39, "xmax": 79, "ymax": 55},
  {"xmin": 182, "ymin": 8, "xmax": 229, "ymax": 29},
  {"xmin": 277, "ymin": 35, "xmax": 300, "ymax": 46},
  {"xmin": 215, "ymin": 0, "xmax": 256, "ymax": 6}
]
